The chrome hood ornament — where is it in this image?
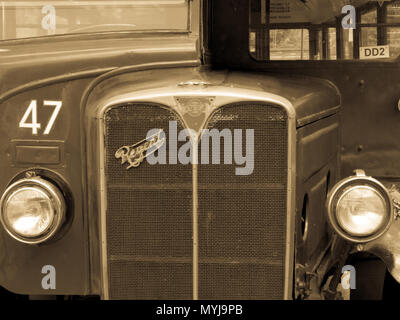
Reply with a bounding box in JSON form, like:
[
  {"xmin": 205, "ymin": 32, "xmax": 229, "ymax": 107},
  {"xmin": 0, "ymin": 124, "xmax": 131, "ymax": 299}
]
[{"xmin": 115, "ymin": 130, "xmax": 165, "ymax": 169}]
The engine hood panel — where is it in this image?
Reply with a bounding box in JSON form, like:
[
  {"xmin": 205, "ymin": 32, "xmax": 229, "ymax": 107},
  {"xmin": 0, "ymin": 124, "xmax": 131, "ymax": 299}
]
[{"xmin": 86, "ymin": 68, "xmax": 341, "ymax": 127}]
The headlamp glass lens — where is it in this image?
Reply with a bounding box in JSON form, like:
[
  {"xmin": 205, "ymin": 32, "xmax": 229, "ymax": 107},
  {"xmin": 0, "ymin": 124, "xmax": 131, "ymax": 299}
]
[
  {"xmin": 336, "ymin": 186, "xmax": 387, "ymax": 237},
  {"xmin": 3, "ymin": 187, "xmax": 54, "ymax": 238}
]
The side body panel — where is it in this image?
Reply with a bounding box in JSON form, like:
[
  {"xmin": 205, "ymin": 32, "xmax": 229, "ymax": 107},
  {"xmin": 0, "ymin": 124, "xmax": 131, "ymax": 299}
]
[{"xmin": 295, "ymin": 114, "xmax": 341, "ymax": 297}]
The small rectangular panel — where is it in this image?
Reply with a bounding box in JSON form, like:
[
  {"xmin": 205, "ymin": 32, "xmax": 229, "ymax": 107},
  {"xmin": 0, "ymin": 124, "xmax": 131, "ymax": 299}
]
[
  {"xmin": 15, "ymin": 145, "xmax": 60, "ymax": 164},
  {"xmin": 360, "ymin": 45, "xmax": 390, "ymax": 59},
  {"xmin": 10, "ymin": 140, "xmax": 65, "ymax": 166}
]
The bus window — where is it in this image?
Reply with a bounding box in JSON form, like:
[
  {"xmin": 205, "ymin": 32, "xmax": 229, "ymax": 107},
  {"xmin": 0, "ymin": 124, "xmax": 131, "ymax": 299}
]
[
  {"xmin": 360, "ymin": 8, "xmax": 378, "ymax": 47},
  {"xmin": 327, "ymin": 27, "xmax": 337, "ymax": 60},
  {"xmin": 361, "ymin": 27, "xmax": 377, "ymax": 46},
  {"xmin": 387, "ymin": 1, "xmax": 400, "ymax": 57},
  {"xmin": 249, "ymin": 0, "xmax": 400, "ymax": 61},
  {"xmin": 387, "ymin": 0, "xmax": 400, "ymax": 23},
  {"xmin": 388, "ymin": 27, "xmax": 400, "ymax": 57},
  {"xmin": 343, "ymin": 29, "xmax": 354, "ymax": 60},
  {"xmin": 310, "ymin": 28, "xmax": 323, "ymax": 60},
  {"xmin": 361, "ymin": 8, "xmax": 377, "ymax": 23},
  {"xmin": 0, "ymin": 0, "xmax": 189, "ymax": 41},
  {"xmin": 270, "ymin": 29, "xmax": 309, "ymax": 60}
]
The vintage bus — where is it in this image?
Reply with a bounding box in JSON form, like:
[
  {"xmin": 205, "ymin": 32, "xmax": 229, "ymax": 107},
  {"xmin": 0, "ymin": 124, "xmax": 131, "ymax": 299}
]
[{"xmin": 0, "ymin": 0, "xmax": 400, "ymax": 300}]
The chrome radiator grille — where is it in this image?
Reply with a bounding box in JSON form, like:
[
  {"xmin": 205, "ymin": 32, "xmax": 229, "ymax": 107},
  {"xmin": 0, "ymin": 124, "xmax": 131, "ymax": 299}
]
[
  {"xmin": 104, "ymin": 104, "xmax": 192, "ymax": 299},
  {"xmin": 102, "ymin": 101, "xmax": 289, "ymax": 300},
  {"xmin": 198, "ymin": 103, "xmax": 288, "ymax": 299}
]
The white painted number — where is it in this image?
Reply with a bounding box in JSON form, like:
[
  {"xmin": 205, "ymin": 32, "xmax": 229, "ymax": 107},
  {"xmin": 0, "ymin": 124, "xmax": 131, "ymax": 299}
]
[
  {"xmin": 19, "ymin": 100, "xmax": 41, "ymax": 135},
  {"xmin": 19, "ymin": 99, "xmax": 62, "ymax": 135},
  {"xmin": 43, "ymin": 100, "xmax": 62, "ymax": 135}
]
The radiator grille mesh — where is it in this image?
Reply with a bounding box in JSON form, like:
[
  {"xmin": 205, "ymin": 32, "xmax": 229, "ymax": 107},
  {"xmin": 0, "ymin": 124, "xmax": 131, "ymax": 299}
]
[
  {"xmin": 103, "ymin": 101, "xmax": 288, "ymax": 299},
  {"xmin": 198, "ymin": 102, "xmax": 288, "ymax": 299},
  {"xmin": 104, "ymin": 104, "xmax": 192, "ymax": 299}
]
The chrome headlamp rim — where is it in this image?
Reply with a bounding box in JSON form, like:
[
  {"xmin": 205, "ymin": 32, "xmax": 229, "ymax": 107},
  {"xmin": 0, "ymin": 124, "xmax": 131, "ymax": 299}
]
[
  {"xmin": 0, "ymin": 177, "xmax": 66, "ymax": 244},
  {"xmin": 326, "ymin": 174, "xmax": 393, "ymax": 243}
]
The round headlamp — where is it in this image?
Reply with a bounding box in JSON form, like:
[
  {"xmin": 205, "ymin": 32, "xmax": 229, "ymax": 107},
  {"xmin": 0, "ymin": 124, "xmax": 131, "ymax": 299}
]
[
  {"xmin": 326, "ymin": 170, "xmax": 393, "ymax": 243},
  {"xmin": 0, "ymin": 177, "xmax": 66, "ymax": 244}
]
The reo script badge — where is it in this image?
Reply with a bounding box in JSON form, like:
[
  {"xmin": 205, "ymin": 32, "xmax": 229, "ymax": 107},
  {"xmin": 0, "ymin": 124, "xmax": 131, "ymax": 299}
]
[{"xmin": 115, "ymin": 130, "xmax": 165, "ymax": 169}]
